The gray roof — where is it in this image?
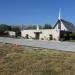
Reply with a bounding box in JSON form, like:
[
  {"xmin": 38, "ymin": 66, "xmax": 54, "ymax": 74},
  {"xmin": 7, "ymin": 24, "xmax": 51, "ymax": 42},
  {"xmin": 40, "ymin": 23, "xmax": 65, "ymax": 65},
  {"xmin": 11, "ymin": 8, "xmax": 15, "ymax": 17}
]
[{"xmin": 54, "ymin": 19, "xmax": 75, "ymax": 32}]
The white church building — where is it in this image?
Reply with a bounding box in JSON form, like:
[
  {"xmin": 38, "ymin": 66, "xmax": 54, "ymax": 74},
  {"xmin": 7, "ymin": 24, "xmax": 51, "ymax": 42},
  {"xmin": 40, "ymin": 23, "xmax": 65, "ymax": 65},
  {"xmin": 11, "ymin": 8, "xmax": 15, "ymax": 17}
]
[{"xmin": 21, "ymin": 11, "xmax": 75, "ymax": 40}]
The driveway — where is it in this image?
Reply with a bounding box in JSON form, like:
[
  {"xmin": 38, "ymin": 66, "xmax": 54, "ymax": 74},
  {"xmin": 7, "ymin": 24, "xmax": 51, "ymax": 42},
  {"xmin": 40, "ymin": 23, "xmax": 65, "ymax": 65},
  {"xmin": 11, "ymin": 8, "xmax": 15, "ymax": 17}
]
[{"xmin": 0, "ymin": 37, "xmax": 75, "ymax": 52}]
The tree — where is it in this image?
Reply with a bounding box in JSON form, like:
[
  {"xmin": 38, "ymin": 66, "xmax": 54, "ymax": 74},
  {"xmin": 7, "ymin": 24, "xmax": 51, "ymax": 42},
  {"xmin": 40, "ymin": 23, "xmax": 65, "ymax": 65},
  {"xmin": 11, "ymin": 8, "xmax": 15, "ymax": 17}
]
[
  {"xmin": 70, "ymin": 32, "xmax": 75, "ymax": 40},
  {"xmin": 11, "ymin": 26, "xmax": 20, "ymax": 32},
  {"xmin": 43, "ymin": 24, "xmax": 52, "ymax": 29},
  {"xmin": 26, "ymin": 25, "xmax": 36, "ymax": 29},
  {"xmin": 0, "ymin": 24, "xmax": 11, "ymax": 32}
]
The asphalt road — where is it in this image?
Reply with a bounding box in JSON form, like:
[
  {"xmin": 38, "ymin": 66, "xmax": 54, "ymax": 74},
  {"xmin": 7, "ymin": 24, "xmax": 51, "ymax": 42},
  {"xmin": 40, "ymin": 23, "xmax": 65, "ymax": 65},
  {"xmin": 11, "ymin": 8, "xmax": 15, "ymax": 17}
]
[{"xmin": 0, "ymin": 37, "xmax": 75, "ymax": 52}]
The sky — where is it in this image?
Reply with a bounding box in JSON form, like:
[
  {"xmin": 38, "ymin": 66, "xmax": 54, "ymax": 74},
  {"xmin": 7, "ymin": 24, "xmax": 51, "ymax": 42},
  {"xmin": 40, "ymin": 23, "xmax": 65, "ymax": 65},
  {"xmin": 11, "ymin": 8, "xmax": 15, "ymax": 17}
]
[{"xmin": 0, "ymin": 0, "xmax": 75, "ymax": 26}]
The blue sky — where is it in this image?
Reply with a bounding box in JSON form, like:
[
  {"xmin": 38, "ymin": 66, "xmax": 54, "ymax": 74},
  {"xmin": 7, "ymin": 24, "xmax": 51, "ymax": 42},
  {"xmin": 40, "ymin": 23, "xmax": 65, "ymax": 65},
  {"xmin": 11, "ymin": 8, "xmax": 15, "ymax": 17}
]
[{"xmin": 0, "ymin": 0, "xmax": 75, "ymax": 26}]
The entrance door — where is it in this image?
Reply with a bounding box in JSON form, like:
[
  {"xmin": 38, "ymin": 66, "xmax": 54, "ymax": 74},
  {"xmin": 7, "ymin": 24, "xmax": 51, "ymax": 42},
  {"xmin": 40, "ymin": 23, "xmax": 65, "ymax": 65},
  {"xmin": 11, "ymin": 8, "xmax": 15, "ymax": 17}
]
[
  {"xmin": 49, "ymin": 34, "xmax": 53, "ymax": 40},
  {"xmin": 35, "ymin": 33, "xmax": 40, "ymax": 39}
]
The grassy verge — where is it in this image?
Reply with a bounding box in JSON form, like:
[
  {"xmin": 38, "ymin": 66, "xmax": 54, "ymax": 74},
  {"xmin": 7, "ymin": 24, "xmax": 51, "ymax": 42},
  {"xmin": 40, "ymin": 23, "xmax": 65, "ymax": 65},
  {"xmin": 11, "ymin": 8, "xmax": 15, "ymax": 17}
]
[{"xmin": 0, "ymin": 43, "xmax": 75, "ymax": 75}]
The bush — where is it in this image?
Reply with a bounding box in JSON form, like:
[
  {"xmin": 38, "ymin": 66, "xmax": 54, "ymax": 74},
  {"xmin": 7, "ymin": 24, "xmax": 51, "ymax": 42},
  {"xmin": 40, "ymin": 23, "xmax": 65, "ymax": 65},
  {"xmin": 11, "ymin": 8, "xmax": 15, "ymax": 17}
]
[
  {"xmin": 61, "ymin": 33, "xmax": 70, "ymax": 41},
  {"xmin": 41, "ymin": 38, "xmax": 44, "ymax": 40},
  {"xmin": 49, "ymin": 34, "xmax": 53, "ymax": 40},
  {"xmin": 25, "ymin": 34, "xmax": 29, "ymax": 39},
  {"xmin": 70, "ymin": 32, "xmax": 75, "ymax": 40}
]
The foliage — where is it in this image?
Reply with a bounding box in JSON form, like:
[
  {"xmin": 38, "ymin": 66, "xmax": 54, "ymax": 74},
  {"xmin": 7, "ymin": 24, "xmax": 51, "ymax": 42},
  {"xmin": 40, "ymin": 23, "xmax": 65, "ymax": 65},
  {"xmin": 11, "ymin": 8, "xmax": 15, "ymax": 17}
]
[
  {"xmin": 0, "ymin": 24, "xmax": 52, "ymax": 33},
  {"xmin": 22, "ymin": 24, "xmax": 52, "ymax": 30},
  {"xmin": 60, "ymin": 33, "xmax": 70, "ymax": 41},
  {"xmin": 62, "ymin": 32, "xmax": 75, "ymax": 40},
  {"xmin": 70, "ymin": 32, "xmax": 75, "ymax": 39},
  {"xmin": 0, "ymin": 24, "xmax": 11, "ymax": 32},
  {"xmin": 25, "ymin": 25, "xmax": 36, "ymax": 29},
  {"xmin": 43, "ymin": 24, "xmax": 52, "ymax": 29},
  {"xmin": 0, "ymin": 24, "xmax": 21, "ymax": 33},
  {"xmin": 60, "ymin": 34, "xmax": 67, "ymax": 41},
  {"xmin": 49, "ymin": 34, "xmax": 53, "ymax": 40},
  {"xmin": 11, "ymin": 26, "xmax": 20, "ymax": 32},
  {"xmin": 24, "ymin": 25, "xmax": 43, "ymax": 30},
  {"xmin": 0, "ymin": 43, "xmax": 75, "ymax": 75}
]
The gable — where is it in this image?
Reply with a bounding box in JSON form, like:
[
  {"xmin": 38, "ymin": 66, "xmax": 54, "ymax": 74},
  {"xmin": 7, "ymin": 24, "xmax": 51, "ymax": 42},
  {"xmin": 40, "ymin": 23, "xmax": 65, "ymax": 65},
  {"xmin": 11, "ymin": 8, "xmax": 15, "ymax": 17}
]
[{"xmin": 53, "ymin": 19, "xmax": 75, "ymax": 32}]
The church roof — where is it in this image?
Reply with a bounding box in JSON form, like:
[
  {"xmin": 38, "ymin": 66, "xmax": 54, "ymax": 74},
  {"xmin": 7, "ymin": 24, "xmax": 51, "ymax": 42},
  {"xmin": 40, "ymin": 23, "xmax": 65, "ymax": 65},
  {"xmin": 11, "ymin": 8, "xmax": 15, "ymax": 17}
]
[
  {"xmin": 53, "ymin": 19, "xmax": 61, "ymax": 28},
  {"xmin": 53, "ymin": 19, "xmax": 75, "ymax": 32}
]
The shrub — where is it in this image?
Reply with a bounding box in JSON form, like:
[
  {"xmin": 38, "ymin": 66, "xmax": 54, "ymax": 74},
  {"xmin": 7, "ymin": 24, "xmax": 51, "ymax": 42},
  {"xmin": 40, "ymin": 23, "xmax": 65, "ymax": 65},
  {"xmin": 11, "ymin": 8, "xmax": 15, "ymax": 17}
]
[
  {"xmin": 70, "ymin": 32, "xmax": 75, "ymax": 40},
  {"xmin": 25, "ymin": 34, "xmax": 29, "ymax": 39},
  {"xmin": 49, "ymin": 34, "xmax": 53, "ymax": 40}
]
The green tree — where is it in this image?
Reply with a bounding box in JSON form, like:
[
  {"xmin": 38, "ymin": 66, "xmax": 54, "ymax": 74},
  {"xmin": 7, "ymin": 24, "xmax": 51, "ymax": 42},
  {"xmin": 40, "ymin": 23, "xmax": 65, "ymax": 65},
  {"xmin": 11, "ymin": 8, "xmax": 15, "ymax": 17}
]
[
  {"xmin": 43, "ymin": 24, "xmax": 52, "ymax": 29},
  {"xmin": 70, "ymin": 32, "xmax": 75, "ymax": 39},
  {"xmin": 0, "ymin": 24, "xmax": 11, "ymax": 32},
  {"xmin": 11, "ymin": 26, "xmax": 20, "ymax": 32}
]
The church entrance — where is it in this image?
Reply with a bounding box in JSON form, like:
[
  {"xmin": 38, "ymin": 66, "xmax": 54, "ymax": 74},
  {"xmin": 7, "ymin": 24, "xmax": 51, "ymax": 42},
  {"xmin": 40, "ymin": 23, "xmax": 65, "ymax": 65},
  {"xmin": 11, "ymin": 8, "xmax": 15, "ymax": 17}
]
[
  {"xmin": 35, "ymin": 33, "xmax": 40, "ymax": 39},
  {"xmin": 34, "ymin": 32, "xmax": 42, "ymax": 40}
]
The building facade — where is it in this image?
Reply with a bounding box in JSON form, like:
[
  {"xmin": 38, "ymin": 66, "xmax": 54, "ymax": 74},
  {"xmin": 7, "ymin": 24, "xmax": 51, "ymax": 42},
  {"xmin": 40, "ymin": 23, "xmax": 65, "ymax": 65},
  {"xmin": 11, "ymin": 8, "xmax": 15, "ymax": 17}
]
[
  {"xmin": 21, "ymin": 12, "xmax": 75, "ymax": 40},
  {"xmin": 21, "ymin": 29, "xmax": 60, "ymax": 40}
]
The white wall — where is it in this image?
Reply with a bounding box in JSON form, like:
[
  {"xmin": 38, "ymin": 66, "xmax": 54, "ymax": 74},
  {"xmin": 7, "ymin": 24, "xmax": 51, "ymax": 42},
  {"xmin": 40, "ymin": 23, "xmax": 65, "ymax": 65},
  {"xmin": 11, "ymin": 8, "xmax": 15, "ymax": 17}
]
[
  {"xmin": 21, "ymin": 29, "xmax": 60, "ymax": 40},
  {"xmin": 8, "ymin": 31, "xmax": 16, "ymax": 37},
  {"xmin": 54, "ymin": 21, "xmax": 68, "ymax": 31},
  {"xmin": 39, "ymin": 29, "xmax": 60, "ymax": 40},
  {"xmin": 21, "ymin": 30, "xmax": 36, "ymax": 39}
]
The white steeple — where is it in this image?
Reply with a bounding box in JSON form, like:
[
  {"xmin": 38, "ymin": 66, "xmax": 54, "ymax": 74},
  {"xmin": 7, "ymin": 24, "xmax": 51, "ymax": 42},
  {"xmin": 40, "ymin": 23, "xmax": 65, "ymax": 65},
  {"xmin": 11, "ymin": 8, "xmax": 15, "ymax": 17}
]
[
  {"xmin": 58, "ymin": 8, "xmax": 61, "ymax": 20},
  {"xmin": 36, "ymin": 25, "xmax": 39, "ymax": 31}
]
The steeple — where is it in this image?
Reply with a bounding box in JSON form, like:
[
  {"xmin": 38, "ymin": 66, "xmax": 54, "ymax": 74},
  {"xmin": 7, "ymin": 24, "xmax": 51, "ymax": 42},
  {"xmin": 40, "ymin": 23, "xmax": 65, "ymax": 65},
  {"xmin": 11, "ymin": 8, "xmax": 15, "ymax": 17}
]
[
  {"xmin": 36, "ymin": 25, "xmax": 39, "ymax": 31},
  {"xmin": 58, "ymin": 8, "xmax": 61, "ymax": 20},
  {"xmin": 58, "ymin": 9, "xmax": 61, "ymax": 30}
]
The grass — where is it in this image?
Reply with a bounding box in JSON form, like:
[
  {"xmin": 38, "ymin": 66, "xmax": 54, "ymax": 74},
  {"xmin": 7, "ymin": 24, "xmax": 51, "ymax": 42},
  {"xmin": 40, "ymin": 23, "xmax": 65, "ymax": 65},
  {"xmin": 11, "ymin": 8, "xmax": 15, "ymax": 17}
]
[
  {"xmin": 67, "ymin": 40, "xmax": 75, "ymax": 42},
  {"xmin": 0, "ymin": 43, "xmax": 75, "ymax": 75}
]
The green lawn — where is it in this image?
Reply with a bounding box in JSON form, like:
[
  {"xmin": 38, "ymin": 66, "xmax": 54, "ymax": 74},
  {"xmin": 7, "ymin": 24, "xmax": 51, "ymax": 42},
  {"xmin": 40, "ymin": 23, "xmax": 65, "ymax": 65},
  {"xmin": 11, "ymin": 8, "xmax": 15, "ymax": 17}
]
[{"xmin": 0, "ymin": 43, "xmax": 75, "ymax": 75}]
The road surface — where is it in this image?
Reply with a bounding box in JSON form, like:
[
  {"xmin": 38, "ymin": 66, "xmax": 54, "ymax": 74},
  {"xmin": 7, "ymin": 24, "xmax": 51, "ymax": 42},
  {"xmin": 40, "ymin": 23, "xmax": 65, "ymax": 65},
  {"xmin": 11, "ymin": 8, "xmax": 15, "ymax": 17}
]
[{"xmin": 0, "ymin": 37, "xmax": 75, "ymax": 52}]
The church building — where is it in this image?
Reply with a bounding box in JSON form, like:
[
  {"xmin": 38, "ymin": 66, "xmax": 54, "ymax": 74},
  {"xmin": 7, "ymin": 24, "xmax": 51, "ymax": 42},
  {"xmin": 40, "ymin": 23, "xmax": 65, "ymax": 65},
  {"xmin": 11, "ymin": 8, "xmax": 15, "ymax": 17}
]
[{"xmin": 21, "ymin": 11, "xmax": 75, "ymax": 40}]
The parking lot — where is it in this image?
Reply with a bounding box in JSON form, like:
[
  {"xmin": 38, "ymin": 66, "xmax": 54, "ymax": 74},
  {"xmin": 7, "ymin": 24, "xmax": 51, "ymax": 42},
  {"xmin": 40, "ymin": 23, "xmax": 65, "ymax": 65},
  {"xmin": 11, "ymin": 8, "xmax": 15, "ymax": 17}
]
[{"xmin": 0, "ymin": 37, "xmax": 75, "ymax": 52}]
